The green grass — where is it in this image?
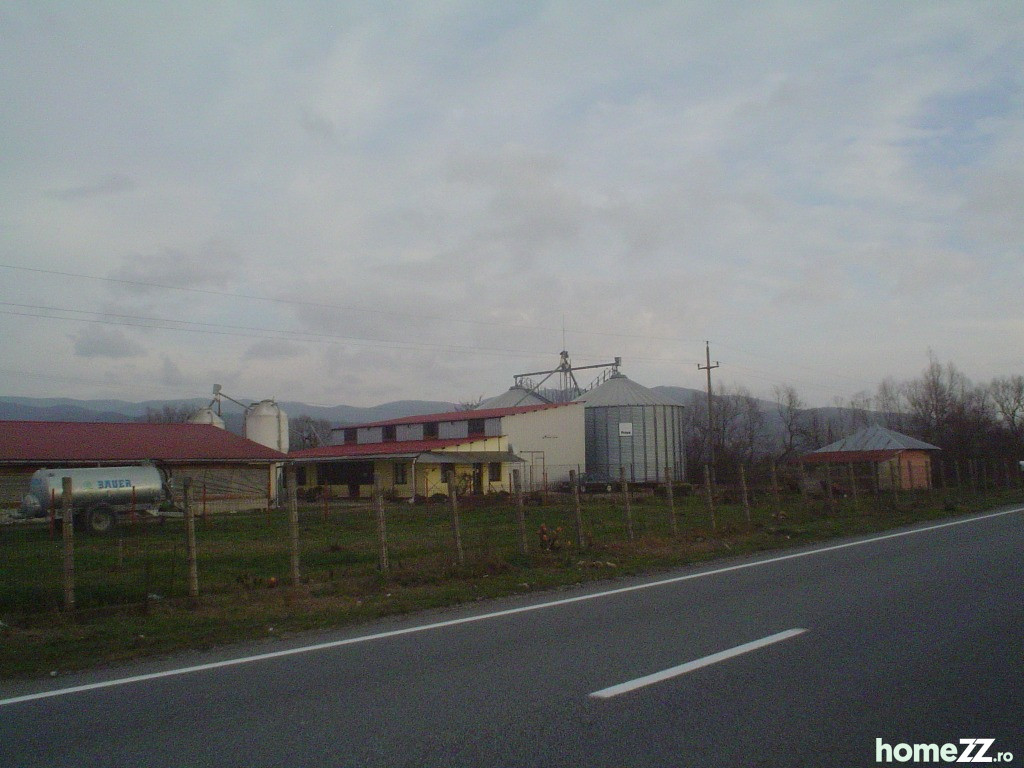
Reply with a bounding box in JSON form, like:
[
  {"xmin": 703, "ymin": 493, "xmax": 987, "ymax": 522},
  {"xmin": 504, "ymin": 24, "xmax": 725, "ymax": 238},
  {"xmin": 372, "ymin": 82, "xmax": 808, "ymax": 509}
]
[{"xmin": 2, "ymin": 485, "xmax": 1021, "ymax": 679}]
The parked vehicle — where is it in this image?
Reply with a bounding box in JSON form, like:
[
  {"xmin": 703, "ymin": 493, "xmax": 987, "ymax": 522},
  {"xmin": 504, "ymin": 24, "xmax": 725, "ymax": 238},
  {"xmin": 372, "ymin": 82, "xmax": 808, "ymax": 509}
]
[{"xmin": 19, "ymin": 465, "xmax": 177, "ymax": 534}]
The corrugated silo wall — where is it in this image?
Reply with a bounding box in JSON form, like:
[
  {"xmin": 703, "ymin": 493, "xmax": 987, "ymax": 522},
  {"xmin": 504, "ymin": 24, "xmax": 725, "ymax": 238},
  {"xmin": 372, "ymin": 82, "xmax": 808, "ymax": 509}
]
[{"xmin": 584, "ymin": 405, "xmax": 686, "ymax": 483}]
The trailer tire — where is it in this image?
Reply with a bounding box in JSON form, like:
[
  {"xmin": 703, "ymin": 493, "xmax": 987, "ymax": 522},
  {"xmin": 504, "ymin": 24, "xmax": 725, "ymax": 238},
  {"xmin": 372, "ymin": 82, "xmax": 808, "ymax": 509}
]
[{"xmin": 86, "ymin": 505, "xmax": 117, "ymax": 534}]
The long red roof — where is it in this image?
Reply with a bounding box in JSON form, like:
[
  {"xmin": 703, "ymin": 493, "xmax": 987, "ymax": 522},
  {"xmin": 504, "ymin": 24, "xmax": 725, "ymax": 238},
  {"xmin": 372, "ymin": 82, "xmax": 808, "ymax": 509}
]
[
  {"xmin": 291, "ymin": 437, "xmax": 486, "ymax": 460},
  {"xmin": 0, "ymin": 421, "xmax": 287, "ymax": 464},
  {"xmin": 334, "ymin": 401, "xmax": 575, "ymax": 429}
]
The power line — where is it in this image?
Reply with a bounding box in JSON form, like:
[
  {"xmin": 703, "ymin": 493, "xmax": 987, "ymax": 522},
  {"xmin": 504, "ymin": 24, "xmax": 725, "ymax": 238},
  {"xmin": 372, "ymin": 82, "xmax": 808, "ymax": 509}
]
[
  {"xmin": 0, "ymin": 304, "xmax": 559, "ymax": 360},
  {"xmin": 0, "ymin": 262, "xmax": 708, "ymax": 347}
]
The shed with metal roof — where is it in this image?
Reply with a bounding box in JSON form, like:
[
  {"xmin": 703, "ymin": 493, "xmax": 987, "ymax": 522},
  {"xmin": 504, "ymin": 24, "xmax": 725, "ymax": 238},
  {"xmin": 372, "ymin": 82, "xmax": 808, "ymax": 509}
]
[
  {"xmin": 0, "ymin": 420, "xmax": 287, "ymax": 514},
  {"xmin": 799, "ymin": 425, "xmax": 940, "ymax": 490}
]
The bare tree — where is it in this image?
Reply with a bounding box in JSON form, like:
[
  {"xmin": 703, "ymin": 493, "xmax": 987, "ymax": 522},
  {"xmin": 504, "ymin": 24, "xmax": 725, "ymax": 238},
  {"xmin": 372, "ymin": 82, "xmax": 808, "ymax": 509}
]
[
  {"xmin": 733, "ymin": 386, "xmax": 769, "ymax": 462},
  {"xmin": 903, "ymin": 352, "xmax": 993, "ymax": 459},
  {"xmin": 875, "ymin": 377, "xmax": 910, "ymax": 431},
  {"xmin": 142, "ymin": 404, "xmax": 194, "ymax": 423},
  {"xmin": 830, "ymin": 391, "xmax": 875, "ymax": 433},
  {"xmin": 988, "ymin": 375, "xmax": 1024, "ymax": 446},
  {"xmin": 289, "ymin": 414, "xmax": 333, "ymax": 450},
  {"xmin": 773, "ymin": 384, "xmax": 808, "ymax": 458},
  {"xmin": 455, "ymin": 396, "xmax": 485, "ymax": 411}
]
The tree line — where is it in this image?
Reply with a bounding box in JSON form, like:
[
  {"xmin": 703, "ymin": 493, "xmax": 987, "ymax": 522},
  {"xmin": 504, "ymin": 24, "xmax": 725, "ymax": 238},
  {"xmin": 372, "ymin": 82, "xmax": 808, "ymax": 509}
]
[
  {"xmin": 141, "ymin": 353, "xmax": 1023, "ymax": 473},
  {"xmin": 681, "ymin": 352, "xmax": 1024, "ymax": 477}
]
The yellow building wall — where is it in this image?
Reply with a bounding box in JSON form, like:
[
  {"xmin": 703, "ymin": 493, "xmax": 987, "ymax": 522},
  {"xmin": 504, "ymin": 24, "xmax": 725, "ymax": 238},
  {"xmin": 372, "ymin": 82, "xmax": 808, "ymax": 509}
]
[
  {"xmin": 302, "ymin": 436, "xmax": 516, "ymax": 499},
  {"xmin": 877, "ymin": 451, "xmax": 933, "ymax": 490}
]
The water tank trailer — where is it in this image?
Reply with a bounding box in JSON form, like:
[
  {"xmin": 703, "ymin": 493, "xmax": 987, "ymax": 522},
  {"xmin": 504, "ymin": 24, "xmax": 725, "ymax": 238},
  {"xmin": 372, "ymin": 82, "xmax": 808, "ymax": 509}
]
[{"xmin": 19, "ymin": 465, "xmax": 176, "ymax": 534}]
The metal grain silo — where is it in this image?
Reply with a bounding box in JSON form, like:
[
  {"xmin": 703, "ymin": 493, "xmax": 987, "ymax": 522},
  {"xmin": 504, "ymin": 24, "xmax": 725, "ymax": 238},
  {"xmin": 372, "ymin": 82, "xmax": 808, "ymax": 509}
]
[
  {"xmin": 188, "ymin": 406, "xmax": 226, "ymax": 429},
  {"xmin": 578, "ymin": 374, "xmax": 686, "ymax": 483},
  {"xmin": 245, "ymin": 399, "xmax": 289, "ymax": 453}
]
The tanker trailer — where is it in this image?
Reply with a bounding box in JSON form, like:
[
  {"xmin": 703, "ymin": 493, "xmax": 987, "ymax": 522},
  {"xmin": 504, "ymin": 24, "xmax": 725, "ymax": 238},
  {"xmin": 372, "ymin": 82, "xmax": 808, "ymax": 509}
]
[{"xmin": 19, "ymin": 465, "xmax": 175, "ymax": 534}]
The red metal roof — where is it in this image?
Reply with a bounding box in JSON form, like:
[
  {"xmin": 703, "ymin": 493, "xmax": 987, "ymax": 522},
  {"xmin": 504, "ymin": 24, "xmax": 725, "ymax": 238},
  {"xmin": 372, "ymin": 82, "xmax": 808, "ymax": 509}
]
[
  {"xmin": 333, "ymin": 401, "xmax": 575, "ymax": 429},
  {"xmin": 291, "ymin": 437, "xmax": 485, "ymax": 460},
  {"xmin": 0, "ymin": 421, "xmax": 287, "ymax": 465},
  {"xmin": 799, "ymin": 449, "xmax": 903, "ymax": 464}
]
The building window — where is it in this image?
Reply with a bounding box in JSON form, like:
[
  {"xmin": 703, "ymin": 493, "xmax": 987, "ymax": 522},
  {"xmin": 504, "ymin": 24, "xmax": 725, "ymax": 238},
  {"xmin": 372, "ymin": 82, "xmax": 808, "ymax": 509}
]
[
  {"xmin": 320, "ymin": 461, "xmax": 374, "ymax": 486},
  {"xmin": 488, "ymin": 462, "xmax": 502, "ymax": 483},
  {"xmin": 344, "ymin": 428, "xmax": 357, "ymax": 444},
  {"xmin": 394, "ymin": 463, "xmax": 408, "ymax": 484},
  {"xmin": 296, "ymin": 466, "xmax": 307, "ymax": 486},
  {"xmin": 468, "ymin": 418, "xmax": 485, "ymax": 436},
  {"xmin": 424, "ymin": 422, "xmax": 439, "ymax": 439},
  {"xmin": 382, "ymin": 425, "xmax": 396, "ymax": 442}
]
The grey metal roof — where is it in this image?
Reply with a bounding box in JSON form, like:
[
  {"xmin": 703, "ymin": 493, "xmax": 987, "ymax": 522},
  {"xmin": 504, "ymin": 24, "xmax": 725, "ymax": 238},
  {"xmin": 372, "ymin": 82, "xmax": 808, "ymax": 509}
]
[
  {"xmin": 812, "ymin": 425, "xmax": 940, "ymax": 454},
  {"xmin": 575, "ymin": 373, "xmax": 686, "ymax": 407},
  {"xmin": 476, "ymin": 386, "xmax": 550, "ymax": 409}
]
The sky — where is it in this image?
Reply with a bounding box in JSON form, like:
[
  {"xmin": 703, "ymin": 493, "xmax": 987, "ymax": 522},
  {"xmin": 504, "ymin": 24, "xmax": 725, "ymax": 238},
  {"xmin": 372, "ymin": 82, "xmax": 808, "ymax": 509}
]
[{"xmin": 1, "ymin": 1, "xmax": 1022, "ymax": 409}]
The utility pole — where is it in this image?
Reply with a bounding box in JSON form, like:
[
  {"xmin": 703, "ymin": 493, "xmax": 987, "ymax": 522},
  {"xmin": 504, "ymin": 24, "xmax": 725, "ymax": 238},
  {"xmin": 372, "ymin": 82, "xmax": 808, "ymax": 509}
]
[{"xmin": 698, "ymin": 341, "xmax": 720, "ymax": 481}]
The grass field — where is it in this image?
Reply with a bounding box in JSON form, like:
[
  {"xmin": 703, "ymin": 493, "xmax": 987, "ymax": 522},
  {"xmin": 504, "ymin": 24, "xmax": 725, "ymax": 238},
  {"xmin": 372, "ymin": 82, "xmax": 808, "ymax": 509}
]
[{"xmin": 2, "ymin": 483, "xmax": 1021, "ymax": 679}]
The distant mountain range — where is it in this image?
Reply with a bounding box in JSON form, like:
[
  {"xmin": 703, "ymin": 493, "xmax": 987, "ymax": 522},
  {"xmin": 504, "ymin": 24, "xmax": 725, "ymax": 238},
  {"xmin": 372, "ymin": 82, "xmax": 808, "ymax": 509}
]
[
  {"xmin": 0, "ymin": 390, "xmax": 871, "ymax": 447},
  {"xmin": 0, "ymin": 396, "xmax": 461, "ymax": 430}
]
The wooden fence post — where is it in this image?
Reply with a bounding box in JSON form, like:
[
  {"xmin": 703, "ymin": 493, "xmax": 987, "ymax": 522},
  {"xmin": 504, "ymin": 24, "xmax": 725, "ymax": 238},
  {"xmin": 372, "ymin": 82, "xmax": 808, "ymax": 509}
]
[
  {"xmin": 513, "ymin": 469, "xmax": 527, "ymax": 555},
  {"xmin": 848, "ymin": 462, "xmax": 859, "ymax": 512},
  {"xmin": 61, "ymin": 477, "xmax": 75, "ymax": 612},
  {"xmin": 825, "ymin": 463, "xmax": 835, "ymax": 510},
  {"xmin": 620, "ymin": 466, "xmax": 634, "ymax": 541},
  {"xmin": 374, "ymin": 481, "xmax": 389, "ymax": 573},
  {"xmin": 665, "ymin": 466, "xmax": 677, "ymax": 536},
  {"xmin": 448, "ymin": 481, "xmax": 465, "ymax": 566},
  {"xmin": 570, "ymin": 470, "xmax": 585, "ymax": 549},
  {"xmin": 703, "ymin": 464, "xmax": 717, "ymax": 530},
  {"xmin": 183, "ymin": 478, "xmax": 199, "ymax": 605},
  {"xmin": 770, "ymin": 458, "xmax": 781, "ymax": 518},
  {"xmin": 739, "ymin": 464, "xmax": 751, "ymax": 524},
  {"xmin": 287, "ymin": 465, "xmax": 302, "ymax": 586}
]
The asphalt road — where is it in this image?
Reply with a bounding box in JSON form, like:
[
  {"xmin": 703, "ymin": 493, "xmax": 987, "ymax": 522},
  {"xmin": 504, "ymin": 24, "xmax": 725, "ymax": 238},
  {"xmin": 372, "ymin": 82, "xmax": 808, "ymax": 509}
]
[{"xmin": 2, "ymin": 506, "xmax": 1022, "ymax": 767}]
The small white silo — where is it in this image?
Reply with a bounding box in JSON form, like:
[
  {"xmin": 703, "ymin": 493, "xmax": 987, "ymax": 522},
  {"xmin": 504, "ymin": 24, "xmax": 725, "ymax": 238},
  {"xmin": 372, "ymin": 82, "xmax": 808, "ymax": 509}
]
[
  {"xmin": 188, "ymin": 406, "xmax": 226, "ymax": 429},
  {"xmin": 245, "ymin": 399, "xmax": 289, "ymax": 453}
]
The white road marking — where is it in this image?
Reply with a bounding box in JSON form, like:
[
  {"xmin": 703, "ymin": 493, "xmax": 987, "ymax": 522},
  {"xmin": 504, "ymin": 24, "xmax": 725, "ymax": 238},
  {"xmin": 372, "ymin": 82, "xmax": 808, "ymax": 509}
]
[
  {"xmin": 2, "ymin": 506, "xmax": 1020, "ymax": 708},
  {"xmin": 589, "ymin": 628, "xmax": 808, "ymax": 699}
]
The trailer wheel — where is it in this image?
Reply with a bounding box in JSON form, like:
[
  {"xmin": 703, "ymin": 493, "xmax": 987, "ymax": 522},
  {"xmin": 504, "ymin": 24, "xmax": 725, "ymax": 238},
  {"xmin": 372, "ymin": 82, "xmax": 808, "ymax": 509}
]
[{"xmin": 86, "ymin": 505, "xmax": 117, "ymax": 534}]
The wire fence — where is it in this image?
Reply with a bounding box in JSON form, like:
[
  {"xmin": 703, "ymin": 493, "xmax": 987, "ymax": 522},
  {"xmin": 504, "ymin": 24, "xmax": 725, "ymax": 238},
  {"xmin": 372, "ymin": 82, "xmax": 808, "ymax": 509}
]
[{"xmin": 2, "ymin": 458, "xmax": 1022, "ymax": 620}]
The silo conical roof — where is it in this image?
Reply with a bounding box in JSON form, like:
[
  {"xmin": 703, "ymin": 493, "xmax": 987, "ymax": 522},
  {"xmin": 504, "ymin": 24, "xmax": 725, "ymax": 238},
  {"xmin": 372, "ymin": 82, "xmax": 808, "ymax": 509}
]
[
  {"xmin": 476, "ymin": 386, "xmax": 550, "ymax": 409},
  {"xmin": 576, "ymin": 373, "xmax": 686, "ymax": 407}
]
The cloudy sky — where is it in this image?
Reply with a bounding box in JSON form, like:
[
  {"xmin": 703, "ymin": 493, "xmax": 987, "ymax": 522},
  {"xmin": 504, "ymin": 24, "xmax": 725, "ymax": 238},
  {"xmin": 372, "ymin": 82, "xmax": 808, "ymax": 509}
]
[{"xmin": 1, "ymin": 2, "xmax": 1022, "ymax": 409}]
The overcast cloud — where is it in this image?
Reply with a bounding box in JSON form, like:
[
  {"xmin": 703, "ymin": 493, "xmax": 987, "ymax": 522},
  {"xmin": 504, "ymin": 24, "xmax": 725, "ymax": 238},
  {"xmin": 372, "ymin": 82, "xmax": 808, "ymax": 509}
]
[{"xmin": 1, "ymin": 2, "xmax": 1022, "ymax": 409}]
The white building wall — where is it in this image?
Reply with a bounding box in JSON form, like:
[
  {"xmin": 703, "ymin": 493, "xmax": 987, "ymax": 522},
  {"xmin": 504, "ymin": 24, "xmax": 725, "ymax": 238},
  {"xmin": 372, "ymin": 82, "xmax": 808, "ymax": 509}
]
[
  {"xmin": 396, "ymin": 424, "xmax": 424, "ymax": 441},
  {"xmin": 502, "ymin": 403, "xmax": 585, "ymax": 489}
]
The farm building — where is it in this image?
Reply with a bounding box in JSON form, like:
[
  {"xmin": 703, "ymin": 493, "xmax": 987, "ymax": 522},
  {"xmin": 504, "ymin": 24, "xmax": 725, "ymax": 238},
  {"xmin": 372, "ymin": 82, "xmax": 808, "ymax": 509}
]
[
  {"xmin": 0, "ymin": 420, "xmax": 288, "ymax": 513},
  {"xmin": 290, "ymin": 402, "xmax": 584, "ymax": 499},
  {"xmin": 799, "ymin": 425, "xmax": 940, "ymax": 491}
]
